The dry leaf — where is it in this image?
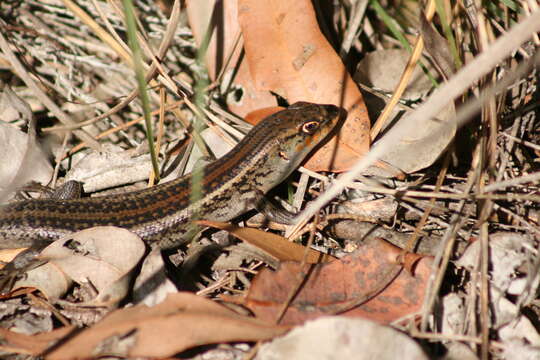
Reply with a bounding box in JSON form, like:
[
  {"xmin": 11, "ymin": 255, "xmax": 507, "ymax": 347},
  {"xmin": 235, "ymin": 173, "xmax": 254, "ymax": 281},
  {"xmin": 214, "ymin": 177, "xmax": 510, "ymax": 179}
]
[
  {"xmin": 64, "ymin": 144, "xmax": 151, "ymax": 193},
  {"xmin": 0, "ymin": 85, "xmax": 33, "ymax": 122},
  {"xmin": 256, "ymin": 317, "xmax": 428, "ymax": 360},
  {"xmin": 244, "ymin": 106, "xmax": 284, "ymax": 126},
  {"xmin": 47, "ymin": 292, "xmax": 289, "ymax": 359},
  {"xmin": 186, "ymin": 0, "xmax": 276, "ymax": 116},
  {"xmin": 243, "ymin": 238, "xmax": 432, "ymax": 325},
  {"xmin": 0, "ymin": 122, "xmax": 53, "ymax": 201},
  {"xmin": 0, "ymin": 247, "xmax": 25, "ymax": 266},
  {"xmin": 238, "ymin": 0, "xmax": 370, "ymax": 171},
  {"xmin": 355, "ymin": 49, "xmax": 434, "ymax": 101},
  {"xmin": 355, "ymin": 49, "xmax": 456, "ymax": 173},
  {"xmin": 14, "ymin": 227, "xmax": 145, "ymax": 305},
  {"xmin": 0, "ymin": 326, "xmax": 75, "ymax": 356},
  {"xmin": 420, "ymin": 13, "xmax": 456, "ymax": 81},
  {"xmin": 132, "ymin": 247, "xmax": 178, "ymax": 306},
  {"xmin": 186, "ymin": 0, "xmax": 235, "ymax": 81},
  {"xmin": 199, "ymin": 220, "xmax": 336, "ymax": 263},
  {"xmin": 14, "ymin": 262, "xmax": 72, "ymax": 299}
]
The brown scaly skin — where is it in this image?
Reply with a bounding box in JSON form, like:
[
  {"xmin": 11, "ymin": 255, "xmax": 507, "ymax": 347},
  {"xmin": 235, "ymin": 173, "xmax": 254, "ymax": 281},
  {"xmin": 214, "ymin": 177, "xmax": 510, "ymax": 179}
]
[{"xmin": 0, "ymin": 102, "xmax": 343, "ymax": 251}]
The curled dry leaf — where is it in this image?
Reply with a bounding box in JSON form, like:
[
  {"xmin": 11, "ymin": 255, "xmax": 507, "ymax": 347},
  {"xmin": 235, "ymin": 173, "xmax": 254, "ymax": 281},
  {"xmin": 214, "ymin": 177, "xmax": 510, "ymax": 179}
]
[
  {"xmin": 47, "ymin": 292, "xmax": 289, "ymax": 359},
  {"xmin": 187, "ymin": 0, "xmax": 370, "ymax": 171},
  {"xmin": 14, "ymin": 262, "xmax": 72, "ymax": 300},
  {"xmin": 455, "ymin": 232, "xmax": 536, "ymax": 297},
  {"xmin": 402, "ymin": 251, "xmax": 425, "ymax": 274},
  {"xmin": 243, "ymin": 238, "xmax": 432, "ymax": 325},
  {"xmin": 238, "ymin": 0, "xmax": 370, "ymax": 171},
  {"xmin": 65, "ymin": 144, "xmax": 151, "ymax": 193},
  {"xmin": 0, "ymin": 122, "xmax": 53, "ymax": 199},
  {"xmin": 14, "ymin": 227, "xmax": 145, "ymax": 305}
]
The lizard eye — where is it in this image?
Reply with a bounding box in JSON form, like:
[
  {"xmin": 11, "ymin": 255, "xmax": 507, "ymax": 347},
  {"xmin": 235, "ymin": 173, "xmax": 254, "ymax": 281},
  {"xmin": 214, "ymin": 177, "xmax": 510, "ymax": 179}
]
[{"xmin": 301, "ymin": 121, "xmax": 320, "ymax": 134}]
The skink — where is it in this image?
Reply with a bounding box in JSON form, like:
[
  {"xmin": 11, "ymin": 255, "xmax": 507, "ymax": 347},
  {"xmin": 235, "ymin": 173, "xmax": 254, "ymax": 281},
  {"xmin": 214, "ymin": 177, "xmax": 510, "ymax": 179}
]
[{"xmin": 0, "ymin": 102, "xmax": 341, "ymax": 251}]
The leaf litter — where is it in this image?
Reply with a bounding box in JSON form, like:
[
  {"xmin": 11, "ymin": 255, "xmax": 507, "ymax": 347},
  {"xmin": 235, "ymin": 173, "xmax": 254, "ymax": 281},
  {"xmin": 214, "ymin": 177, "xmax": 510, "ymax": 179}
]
[{"xmin": 0, "ymin": 0, "xmax": 539, "ymax": 359}]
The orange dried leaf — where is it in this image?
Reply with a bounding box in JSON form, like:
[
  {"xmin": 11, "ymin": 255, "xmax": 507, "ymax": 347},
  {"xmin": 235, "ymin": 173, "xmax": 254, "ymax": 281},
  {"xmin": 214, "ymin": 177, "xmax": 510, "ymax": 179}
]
[
  {"xmin": 0, "ymin": 327, "xmax": 75, "ymax": 356},
  {"xmin": 243, "ymin": 239, "xmax": 432, "ymax": 325},
  {"xmin": 186, "ymin": 0, "xmax": 240, "ymax": 81},
  {"xmin": 238, "ymin": 0, "xmax": 370, "ymax": 171},
  {"xmin": 199, "ymin": 220, "xmax": 336, "ymax": 263},
  {"xmin": 186, "ymin": 0, "xmax": 276, "ymax": 116},
  {"xmin": 0, "ymin": 248, "xmax": 25, "ymax": 267},
  {"xmin": 402, "ymin": 251, "xmax": 426, "ymax": 274},
  {"xmin": 47, "ymin": 292, "xmax": 289, "ymax": 359},
  {"xmin": 244, "ymin": 106, "xmax": 284, "ymax": 126}
]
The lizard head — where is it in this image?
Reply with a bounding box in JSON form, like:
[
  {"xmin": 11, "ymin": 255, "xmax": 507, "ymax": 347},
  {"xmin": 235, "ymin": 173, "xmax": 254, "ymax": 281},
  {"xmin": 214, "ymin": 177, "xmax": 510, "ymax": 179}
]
[{"xmin": 247, "ymin": 101, "xmax": 345, "ymax": 192}]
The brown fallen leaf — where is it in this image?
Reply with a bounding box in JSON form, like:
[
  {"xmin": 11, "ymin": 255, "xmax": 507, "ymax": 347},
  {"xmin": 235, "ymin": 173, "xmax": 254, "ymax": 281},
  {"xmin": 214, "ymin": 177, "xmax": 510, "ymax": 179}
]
[
  {"xmin": 238, "ymin": 0, "xmax": 371, "ymax": 171},
  {"xmin": 0, "ymin": 326, "xmax": 75, "ymax": 356},
  {"xmin": 242, "ymin": 238, "xmax": 432, "ymax": 325},
  {"xmin": 13, "ymin": 226, "xmax": 146, "ymax": 305},
  {"xmin": 186, "ymin": 0, "xmax": 276, "ymax": 116},
  {"xmin": 244, "ymin": 106, "xmax": 284, "ymax": 126},
  {"xmin": 198, "ymin": 220, "xmax": 336, "ymax": 263},
  {"xmin": 47, "ymin": 292, "xmax": 289, "ymax": 359}
]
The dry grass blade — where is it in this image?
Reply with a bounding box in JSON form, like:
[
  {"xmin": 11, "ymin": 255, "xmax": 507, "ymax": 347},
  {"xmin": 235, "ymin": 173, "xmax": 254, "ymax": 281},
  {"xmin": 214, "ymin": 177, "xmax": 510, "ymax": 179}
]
[
  {"xmin": 370, "ymin": 0, "xmax": 437, "ymax": 141},
  {"xmin": 0, "ymin": 26, "xmax": 99, "ymax": 149},
  {"xmin": 61, "ymin": 0, "xmax": 131, "ymax": 65}
]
